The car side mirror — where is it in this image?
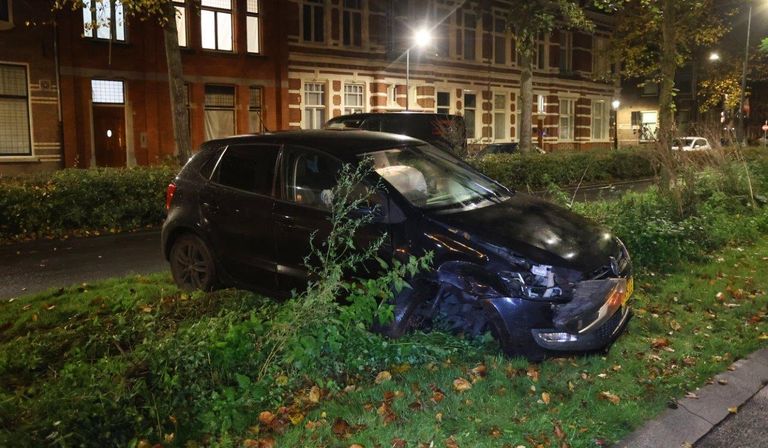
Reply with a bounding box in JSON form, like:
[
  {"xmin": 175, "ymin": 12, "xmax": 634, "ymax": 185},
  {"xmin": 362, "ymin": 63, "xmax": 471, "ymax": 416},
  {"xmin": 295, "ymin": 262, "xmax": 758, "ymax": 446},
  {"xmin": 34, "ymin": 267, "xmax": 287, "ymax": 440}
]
[{"xmin": 351, "ymin": 204, "xmax": 386, "ymax": 223}]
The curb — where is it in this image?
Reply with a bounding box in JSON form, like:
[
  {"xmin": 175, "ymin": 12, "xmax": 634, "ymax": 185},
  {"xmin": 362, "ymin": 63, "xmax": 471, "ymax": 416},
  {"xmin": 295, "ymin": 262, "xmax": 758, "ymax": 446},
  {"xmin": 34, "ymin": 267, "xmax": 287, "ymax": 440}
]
[{"xmin": 617, "ymin": 348, "xmax": 768, "ymax": 448}]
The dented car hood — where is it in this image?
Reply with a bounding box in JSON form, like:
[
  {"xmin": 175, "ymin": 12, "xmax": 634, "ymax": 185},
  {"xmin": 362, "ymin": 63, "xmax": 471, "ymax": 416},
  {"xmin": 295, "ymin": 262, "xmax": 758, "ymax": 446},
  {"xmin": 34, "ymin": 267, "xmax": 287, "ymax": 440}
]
[{"xmin": 424, "ymin": 193, "xmax": 619, "ymax": 273}]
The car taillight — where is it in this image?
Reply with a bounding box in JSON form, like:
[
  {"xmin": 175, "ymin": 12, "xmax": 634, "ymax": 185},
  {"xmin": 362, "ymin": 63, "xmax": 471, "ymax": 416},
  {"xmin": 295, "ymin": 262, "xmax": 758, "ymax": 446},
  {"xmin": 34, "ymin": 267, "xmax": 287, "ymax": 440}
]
[{"xmin": 166, "ymin": 183, "xmax": 177, "ymax": 211}]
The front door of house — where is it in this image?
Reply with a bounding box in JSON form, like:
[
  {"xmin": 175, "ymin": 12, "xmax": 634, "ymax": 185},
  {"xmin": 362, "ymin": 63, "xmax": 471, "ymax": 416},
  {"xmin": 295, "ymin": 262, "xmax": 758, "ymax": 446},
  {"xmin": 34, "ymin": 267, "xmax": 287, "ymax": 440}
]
[{"xmin": 93, "ymin": 105, "xmax": 126, "ymax": 167}]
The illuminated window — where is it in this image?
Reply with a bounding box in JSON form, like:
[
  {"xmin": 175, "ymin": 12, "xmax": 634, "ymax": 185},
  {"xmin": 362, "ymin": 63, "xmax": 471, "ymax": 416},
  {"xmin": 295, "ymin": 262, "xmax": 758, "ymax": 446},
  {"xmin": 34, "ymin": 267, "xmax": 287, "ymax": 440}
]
[
  {"xmin": 0, "ymin": 63, "xmax": 31, "ymax": 155},
  {"xmin": 592, "ymin": 101, "xmax": 608, "ymax": 140},
  {"xmin": 247, "ymin": 0, "xmax": 260, "ymax": 53},
  {"xmin": 343, "ymin": 84, "xmax": 364, "ymax": 115},
  {"xmin": 173, "ymin": 0, "xmax": 187, "ymax": 47},
  {"xmin": 82, "ymin": 0, "xmax": 125, "ymax": 41},
  {"xmin": 464, "ymin": 93, "xmax": 476, "ymax": 139},
  {"xmin": 204, "ymin": 85, "xmax": 235, "ymax": 140},
  {"xmin": 91, "ymin": 79, "xmax": 125, "ymax": 104},
  {"xmin": 304, "ymin": 83, "xmax": 325, "ymax": 129},
  {"xmin": 201, "ymin": 0, "xmax": 232, "ymax": 51},
  {"xmin": 493, "ymin": 94, "xmax": 507, "ymax": 140},
  {"xmin": 559, "ymin": 99, "xmax": 574, "ymax": 141}
]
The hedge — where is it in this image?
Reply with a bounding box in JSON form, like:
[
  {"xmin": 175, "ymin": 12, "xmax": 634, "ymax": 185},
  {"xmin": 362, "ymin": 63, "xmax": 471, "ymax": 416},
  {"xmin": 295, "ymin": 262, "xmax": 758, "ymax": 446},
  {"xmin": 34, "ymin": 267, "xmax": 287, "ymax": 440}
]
[
  {"xmin": 470, "ymin": 148, "xmax": 657, "ymax": 191},
  {"xmin": 0, "ymin": 148, "xmax": 691, "ymax": 242},
  {"xmin": 0, "ymin": 166, "xmax": 177, "ymax": 241}
]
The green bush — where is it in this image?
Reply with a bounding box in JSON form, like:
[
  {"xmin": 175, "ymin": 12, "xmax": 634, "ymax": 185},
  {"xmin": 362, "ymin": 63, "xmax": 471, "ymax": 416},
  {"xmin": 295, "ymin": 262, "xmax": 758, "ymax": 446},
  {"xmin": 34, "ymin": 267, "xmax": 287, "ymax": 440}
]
[
  {"xmin": 470, "ymin": 149, "xmax": 657, "ymax": 191},
  {"xmin": 0, "ymin": 166, "xmax": 177, "ymax": 240}
]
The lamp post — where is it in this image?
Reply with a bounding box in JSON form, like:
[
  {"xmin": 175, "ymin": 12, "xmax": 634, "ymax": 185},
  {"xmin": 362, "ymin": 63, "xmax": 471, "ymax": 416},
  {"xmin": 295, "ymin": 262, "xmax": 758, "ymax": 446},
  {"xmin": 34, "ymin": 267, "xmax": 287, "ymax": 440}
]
[
  {"xmin": 612, "ymin": 99, "xmax": 621, "ymax": 150},
  {"xmin": 738, "ymin": 4, "xmax": 752, "ymax": 146},
  {"xmin": 406, "ymin": 27, "xmax": 432, "ymax": 111}
]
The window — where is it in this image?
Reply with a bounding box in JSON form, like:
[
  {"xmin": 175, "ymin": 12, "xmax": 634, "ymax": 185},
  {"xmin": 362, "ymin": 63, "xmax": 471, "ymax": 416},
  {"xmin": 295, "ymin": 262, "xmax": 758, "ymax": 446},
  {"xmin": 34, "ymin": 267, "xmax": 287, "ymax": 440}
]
[
  {"xmin": 200, "ymin": 0, "xmax": 232, "ymax": 51},
  {"xmin": 593, "ymin": 36, "xmax": 610, "ymax": 76},
  {"xmin": 437, "ymin": 91, "xmax": 450, "ymax": 114},
  {"xmin": 304, "ymin": 82, "xmax": 325, "ymax": 129},
  {"xmin": 247, "ymin": 0, "xmax": 260, "ymax": 53},
  {"xmin": 642, "ymin": 82, "xmax": 659, "ymax": 96},
  {"xmin": 435, "ymin": 6, "xmax": 450, "ymax": 57},
  {"xmin": 342, "ymin": 0, "xmax": 362, "ymax": 47},
  {"xmin": 302, "ymin": 0, "xmax": 325, "ymax": 43},
  {"xmin": 82, "ymin": 0, "xmax": 125, "ymax": 41},
  {"xmin": 559, "ymin": 32, "xmax": 572, "ymax": 72},
  {"xmin": 214, "ymin": 145, "xmax": 278, "ymax": 195},
  {"xmin": 343, "ymin": 83, "xmax": 364, "ymax": 115},
  {"xmin": 493, "ymin": 94, "xmax": 507, "ymax": 140},
  {"xmin": 173, "ymin": 0, "xmax": 187, "ymax": 47},
  {"xmin": 515, "ymin": 32, "xmax": 546, "ymax": 69},
  {"xmin": 0, "ymin": 63, "xmax": 31, "ymax": 156},
  {"xmin": 91, "ymin": 79, "xmax": 124, "ymax": 104},
  {"xmin": 592, "ymin": 100, "xmax": 608, "ymax": 140},
  {"xmin": 249, "ymin": 86, "xmax": 264, "ymax": 133},
  {"xmin": 204, "ymin": 85, "xmax": 235, "ymax": 141},
  {"xmin": 639, "ymin": 111, "xmax": 658, "ymax": 141},
  {"xmin": 493, "ymin": 18, "xmax": 507, "ymax": 65},
  {"xmin": 388, "ymin": 84, "xmax": 398, "ymax": 106},
  {"xmin": 0, "ymin": 0, "xmax": 12, "ymax": 26},
  {"xmin": 464, "ymin": 93, "xmax": 476, "ymax": 139},
  {"xmin": 559, "ymin": 99, "xmax": 574, "ymax": 141},
  {"xmin": 282, "ymin": 149, "xmax": 342, "ymax": 210},
  {"xmin": 457, "ymin": 11, "xmax": 476, "ymax": 61}
]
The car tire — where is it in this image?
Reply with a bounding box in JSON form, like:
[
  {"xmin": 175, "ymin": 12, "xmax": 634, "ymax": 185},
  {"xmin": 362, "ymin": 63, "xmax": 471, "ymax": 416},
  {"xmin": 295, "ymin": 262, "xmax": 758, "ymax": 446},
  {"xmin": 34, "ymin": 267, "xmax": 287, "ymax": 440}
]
[
  {"xmin": 485, "ymin": 314, "xmax": 547, "ymax": 362},
  {"xmin": 169, "ymin": 233, "xmax": 218, "ymax": 292},
  {"xmin": 381, "ymin": 278, "xmax": 437, "ymax": 338}
]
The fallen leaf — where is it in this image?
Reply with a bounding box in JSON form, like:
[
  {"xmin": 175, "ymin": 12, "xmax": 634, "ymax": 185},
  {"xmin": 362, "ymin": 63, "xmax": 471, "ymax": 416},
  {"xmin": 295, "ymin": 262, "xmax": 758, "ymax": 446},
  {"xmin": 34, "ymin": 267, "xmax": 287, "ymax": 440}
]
[
  {"xmin": 332, "ymin": 418, "xmax": 352, "ymax": 439},
  {"xmin": 670, "ymin": 320, "xmax": 682, "ymax": 331},
  {"xmin": 598, "ymin": 391, "xmax": 621, "ymax": 405},
  {"xmin": 453, "ymin": 378, "xmax": 472, "ymax": 392},
  {"xmin": 288, "ymin": 411, "xmax": 304, "ymax": 425},
  {"xmin": 685, "ymin": 392, "xmax": 699, "ymax": 399},
  {"xmin": 435, "ymin": 412, "xmax": 443, "ymax": 422},
  {"xmin": 717, "ymin": 379, "xmax": 729, "ymax": 385},
  {"xmin": 391, "ymin": 437, "xmax": 407, "ymax": 448},
  {"xmin": 375, "ymin": 371, "xmax": 392, "ymax": 385},
  {"xmin": 527, "ymin": 366, "xmax": 540, "ymax": 382},
  {"xmin": 541, "ymin": 392, "xmax": 551, "ymax": 405},
  {"xmin": 258, "ymin": 411, "xmax": 275, "ymax": 425},
  {"xmin": 651, "ymin": 337, "xmax": 670, "ymax": 349},
  {"xmin": 728, "ymin": 406, "xmax": 738, "ymax": 414},
  {"xmin": 308, "ymin": 385, "xmax": 321, "ymax": 403},
  {"xmin": 470, "ymin": 364, "xmax": 487, "ymax": 382},
  {"xmin": 445, "ymin": 436, "xmax": 459, "ymax": 448},
  {"xmin": 489, "ymin": 426, "xmax": 502, "ymax": 438}
]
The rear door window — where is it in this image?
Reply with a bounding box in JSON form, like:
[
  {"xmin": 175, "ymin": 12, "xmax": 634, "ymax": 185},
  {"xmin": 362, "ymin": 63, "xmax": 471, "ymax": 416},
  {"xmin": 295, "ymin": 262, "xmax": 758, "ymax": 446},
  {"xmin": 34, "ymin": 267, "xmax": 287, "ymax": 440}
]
[{"xmin": 213, "ymin": 145, "xmax": 279, "ymax": 195}]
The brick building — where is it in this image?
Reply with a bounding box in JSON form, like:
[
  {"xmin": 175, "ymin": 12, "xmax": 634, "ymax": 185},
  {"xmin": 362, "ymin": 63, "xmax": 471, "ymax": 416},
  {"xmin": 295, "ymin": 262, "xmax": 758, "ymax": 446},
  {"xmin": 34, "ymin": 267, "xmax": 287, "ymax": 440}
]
[
  {"xmin": 1, "ymin": 0, "xmax": 617, "ymax": 175},
  {"xmin": 285, "ymin": 0, "xmax": 617, "ymax": 152},
  {"xmin": 0, "ymin": 0, "xmax": 289, "ymax": 175}
]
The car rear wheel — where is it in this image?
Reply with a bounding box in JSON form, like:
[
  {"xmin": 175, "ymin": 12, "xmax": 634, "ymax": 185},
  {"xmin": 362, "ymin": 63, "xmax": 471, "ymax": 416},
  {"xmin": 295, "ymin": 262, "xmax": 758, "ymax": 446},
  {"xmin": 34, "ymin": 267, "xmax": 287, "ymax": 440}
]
[{"xmin": 170, "ymin": 233, "xmax": 218, "ymax": 292}]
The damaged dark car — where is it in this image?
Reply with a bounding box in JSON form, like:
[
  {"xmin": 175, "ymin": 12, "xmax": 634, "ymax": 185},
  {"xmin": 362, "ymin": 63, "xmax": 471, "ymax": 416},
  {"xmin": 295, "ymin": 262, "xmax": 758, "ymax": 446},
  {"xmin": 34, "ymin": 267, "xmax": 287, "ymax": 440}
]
[{"xmin": 162, "ymin": 130, "xmax": 633, "ymax": 360}]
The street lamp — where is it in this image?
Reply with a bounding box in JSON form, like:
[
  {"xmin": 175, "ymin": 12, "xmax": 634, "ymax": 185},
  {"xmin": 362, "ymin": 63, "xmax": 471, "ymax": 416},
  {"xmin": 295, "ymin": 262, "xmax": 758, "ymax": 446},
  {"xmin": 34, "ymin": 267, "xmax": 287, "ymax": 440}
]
[
  {"xmin": 612, "ymin": 99, "xmax": 621, "ymax": 150},
  {"xmin": 709, "ymin": 52, "xmax": 721, "ymax": 62},
  {"xmin": 406, "ymin": 27, "xmax": 433, "ymax": 111},
  {"xmin": 738, "ymin": 5, "xmax": 753, "ymax": 146}
]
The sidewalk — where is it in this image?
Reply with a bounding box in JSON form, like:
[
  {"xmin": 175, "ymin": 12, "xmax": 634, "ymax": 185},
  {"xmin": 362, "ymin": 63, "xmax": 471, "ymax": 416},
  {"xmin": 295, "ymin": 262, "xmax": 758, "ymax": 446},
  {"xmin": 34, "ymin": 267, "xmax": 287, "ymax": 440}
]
[{"xmin": 618, "ymin": 348, "xmax": 768, "ymax": 448}]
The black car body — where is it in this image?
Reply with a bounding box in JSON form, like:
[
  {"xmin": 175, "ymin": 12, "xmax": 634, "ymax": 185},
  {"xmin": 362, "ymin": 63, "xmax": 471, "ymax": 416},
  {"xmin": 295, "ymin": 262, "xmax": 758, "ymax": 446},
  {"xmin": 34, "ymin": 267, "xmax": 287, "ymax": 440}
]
[
  {"xmin": 162, "ymin": 130, "xmax": 632, "ymax": 359},
  {"xmin": 325, "ymin": 112, "xmax": 467, "ymax": 154}
]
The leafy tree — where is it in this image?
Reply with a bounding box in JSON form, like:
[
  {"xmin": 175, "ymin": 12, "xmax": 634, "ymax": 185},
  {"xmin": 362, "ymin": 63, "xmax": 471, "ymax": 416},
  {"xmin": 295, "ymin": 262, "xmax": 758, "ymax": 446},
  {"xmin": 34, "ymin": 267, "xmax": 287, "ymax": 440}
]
[
  {"xmin": 599, "ymin": 0, "xmax": 733, "ymax": 145},
  {"xmin": 52, "ymin": 0, "xmax": 191, "ymax": 164},
  {"xmin": 495, "ymin": 1, "xmax": 593, "ymax": 153}
]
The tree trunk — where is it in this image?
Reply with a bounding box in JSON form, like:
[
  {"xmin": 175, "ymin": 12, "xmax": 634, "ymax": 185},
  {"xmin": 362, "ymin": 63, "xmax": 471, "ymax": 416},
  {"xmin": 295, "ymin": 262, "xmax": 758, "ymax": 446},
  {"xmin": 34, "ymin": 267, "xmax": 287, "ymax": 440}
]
[
  {"xmin": 657, "ymin": 0, "xmax": 677, "ymax": 148},
  {"xmin": 163, "ymin": 9, "xmax": 191, "ymax": 165},
  {"xmin": 519, "ymin": 53, "xmax": 534, "ymax": 153}
]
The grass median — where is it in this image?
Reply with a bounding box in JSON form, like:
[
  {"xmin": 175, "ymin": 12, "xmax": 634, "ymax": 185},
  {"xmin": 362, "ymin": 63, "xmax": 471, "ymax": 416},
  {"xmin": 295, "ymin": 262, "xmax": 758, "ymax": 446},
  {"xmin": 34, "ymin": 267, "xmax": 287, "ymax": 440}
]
[{"xmin": 1, "ymin": 238, "xmax": 766, "ymax": 447}]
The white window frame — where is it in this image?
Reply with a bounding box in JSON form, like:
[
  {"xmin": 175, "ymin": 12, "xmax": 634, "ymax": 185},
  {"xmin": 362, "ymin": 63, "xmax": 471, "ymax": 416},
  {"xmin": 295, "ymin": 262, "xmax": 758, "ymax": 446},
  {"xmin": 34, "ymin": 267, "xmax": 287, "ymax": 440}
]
[
  {"xmin": 302, "ymin": 0, "xmax": 325, "ymax": 43},
  {"xmin": 341, "ymin": 0, "xmax": 363, "ymax": 47},
  {"xmin": 0, "ymin": 0, "xmax": 14, "ymax": 30},
  {"xmin": 343, "ymin": 83, "xmax": 365, "ymax": 115},
  {"xmin": 591, "ymin": 100, "xmax": 609, "ymax": 141},
  {"xmin": 200, "ymin": 0, "xmax": 233, "ymax": 52},
  {"xmin": 0, "ymin": 62, "xmax": 32, "ymax": 157},
  {"xmin": 436, "ymin": 91, "xmax": 451, "ymax": 114},
  {"xmin": 173, "ymin": 0, "xmax": 187, "ymax": 47},
  {"xmin": 559, "ymin": 98, "xmax": 575, "ymax": 142},
  {"xmin": 493, "ymin": 93, "xmax": 508, "ymax": 141},
  {"xmin": 303, "ymin": 82, "xmax": 326, "ymax": 129},
  {"xmin": 463, "ymin": 92, "xmax": 478, "ymax": 140},
  {"xmin": 246, "ymin": 0, "xmax": 261, "ymax": 54},
  {"xmin": 492, "ymin": 16, "xmax": 507, "ymax": 65},
  {"xmin": 82, "ymin": 0, "xmax": 126, "ymax": 42}
]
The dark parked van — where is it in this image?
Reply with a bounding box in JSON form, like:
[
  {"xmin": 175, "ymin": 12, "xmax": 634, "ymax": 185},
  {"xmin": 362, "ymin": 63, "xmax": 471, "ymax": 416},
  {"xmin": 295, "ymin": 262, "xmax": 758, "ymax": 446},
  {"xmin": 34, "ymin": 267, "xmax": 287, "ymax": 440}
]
[{"xmin": 325, "ymin": 112, "xmax": 467, "ymax": 154}]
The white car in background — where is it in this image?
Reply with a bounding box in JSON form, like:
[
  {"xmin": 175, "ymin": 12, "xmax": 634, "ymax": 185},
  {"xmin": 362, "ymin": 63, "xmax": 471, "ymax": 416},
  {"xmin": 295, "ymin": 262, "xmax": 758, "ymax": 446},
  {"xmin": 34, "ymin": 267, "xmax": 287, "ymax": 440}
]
[{"xmin": 672, "ymin": 137, "xmax": 712, "ymax": 151}]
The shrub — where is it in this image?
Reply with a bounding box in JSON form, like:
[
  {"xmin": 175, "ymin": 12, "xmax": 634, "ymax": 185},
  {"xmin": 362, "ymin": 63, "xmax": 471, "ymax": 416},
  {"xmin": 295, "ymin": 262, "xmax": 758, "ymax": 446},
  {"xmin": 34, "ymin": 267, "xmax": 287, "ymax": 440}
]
[
  {"xmin": 470, "ymin": 148, "xmax": 657, "ymax": 191},
  {"xmin": 0, "ymin": 166, "xmax": 177, "ymax": 240}
]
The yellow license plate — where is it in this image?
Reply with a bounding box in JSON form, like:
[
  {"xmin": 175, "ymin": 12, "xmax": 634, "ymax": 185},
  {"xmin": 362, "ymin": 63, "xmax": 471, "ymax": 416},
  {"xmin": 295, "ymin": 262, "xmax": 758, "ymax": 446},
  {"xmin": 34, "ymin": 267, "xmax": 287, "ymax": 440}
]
[{"xmin": 623, "ymin": 277, "xmax": 634, "ymax": 305}]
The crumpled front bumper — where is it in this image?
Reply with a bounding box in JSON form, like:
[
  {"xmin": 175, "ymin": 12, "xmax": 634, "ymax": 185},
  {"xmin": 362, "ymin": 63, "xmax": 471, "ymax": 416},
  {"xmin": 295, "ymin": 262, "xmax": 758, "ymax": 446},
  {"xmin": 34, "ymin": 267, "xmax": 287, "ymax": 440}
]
[{"xmin": 531, "ymin": 306, "xmax": 632, "ymax": 351}]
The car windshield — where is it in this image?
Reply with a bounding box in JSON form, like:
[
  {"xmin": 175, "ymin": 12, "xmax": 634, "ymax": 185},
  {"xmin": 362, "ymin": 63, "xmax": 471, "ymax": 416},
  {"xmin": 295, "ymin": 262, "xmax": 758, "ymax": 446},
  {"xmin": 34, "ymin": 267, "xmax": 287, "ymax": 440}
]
[
  {"xmin": 362, "ymin": 145, "xmax": 509, "ymax": 210},
  {"xmin": 675, "ymin": 138, "xmax": 696, "ymax": 147}
]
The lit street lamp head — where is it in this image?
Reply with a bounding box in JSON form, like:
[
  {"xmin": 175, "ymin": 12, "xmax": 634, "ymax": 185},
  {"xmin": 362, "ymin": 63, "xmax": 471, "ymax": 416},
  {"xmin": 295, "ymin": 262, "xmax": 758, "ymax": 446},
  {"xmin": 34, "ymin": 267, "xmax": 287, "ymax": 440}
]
[
  {"xmin": 413, "ymin": 28, "xmax": 433, "ymax": 49},
  {"xmin": 709, "ymin": 52, "xmax": 721, "ymax": 62},
  {"xmin": 612, "ymin": 99, "xmax": 621, "ymax": 110}
]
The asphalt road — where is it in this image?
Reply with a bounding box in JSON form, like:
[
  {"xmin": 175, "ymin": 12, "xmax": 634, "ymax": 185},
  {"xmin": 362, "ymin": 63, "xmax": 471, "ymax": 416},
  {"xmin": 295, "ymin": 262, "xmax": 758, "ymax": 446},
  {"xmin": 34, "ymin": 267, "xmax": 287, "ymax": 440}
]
[
  {"xmin": 0, "ymin": 230, "xmax": 167, "ymax": 300},
  {"xmin": 696, "ymin": 385, "xmax": 768, "ymax": 448}
]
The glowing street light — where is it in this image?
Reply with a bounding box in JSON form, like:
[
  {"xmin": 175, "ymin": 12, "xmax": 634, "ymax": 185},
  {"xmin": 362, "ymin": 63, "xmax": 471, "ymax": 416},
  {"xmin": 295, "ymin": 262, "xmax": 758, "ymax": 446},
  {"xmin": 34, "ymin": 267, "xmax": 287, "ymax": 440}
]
[
  {"xmin": 406, "ymin": 27, "xmax": 433, "ymax": 110},
  {"xmin": 612, "ymin": 100, "xmax": 621, "ymax": 150},
  {"xmin": 709, "ymin": 52, "xmax": 721, "ymax": 62}
]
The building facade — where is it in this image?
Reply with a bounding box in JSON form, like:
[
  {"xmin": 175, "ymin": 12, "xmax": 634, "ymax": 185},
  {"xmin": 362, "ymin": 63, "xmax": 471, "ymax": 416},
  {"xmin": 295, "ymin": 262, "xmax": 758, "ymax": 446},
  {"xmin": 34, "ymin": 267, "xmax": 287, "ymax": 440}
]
[
  {"xmin": 1, "ymin": 0, "xmax": 617, "ymax": 175},
  {"xmin": 285, "ymin": 0, "xmax": 617, "ymax": 152},
  {"xmin": 0, "ymin": 0, "xmax": 289, "ymax": 175}
]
